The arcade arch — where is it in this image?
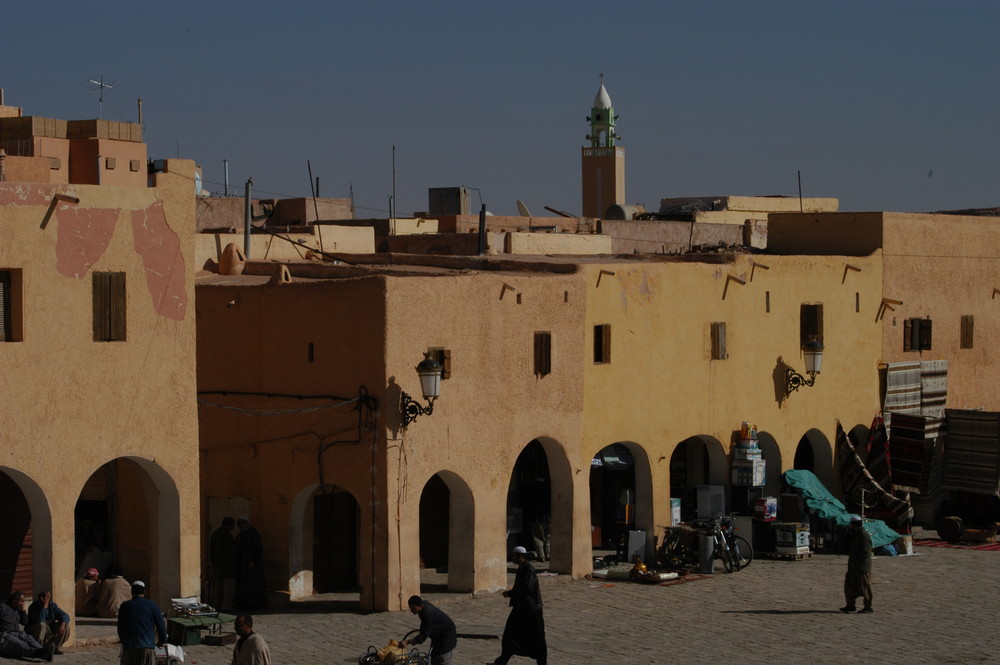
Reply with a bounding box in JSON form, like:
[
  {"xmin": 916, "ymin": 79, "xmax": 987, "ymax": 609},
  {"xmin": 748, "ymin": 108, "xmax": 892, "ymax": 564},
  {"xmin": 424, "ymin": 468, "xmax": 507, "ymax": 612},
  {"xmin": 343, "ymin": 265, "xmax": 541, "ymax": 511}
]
[
  {"xmin": 669, "ymin": 435, "xmax": 727, "ymax": 521},
  {"xmin": 793, "ymin": 429, "xmax": 835, "ymax": 491},
  {"xmin": 418, "ymin": 471, "xmax": 474, "ymax": 593},
  {"xmin": 588, "ymin": 442, "xmax": 652, "ymax": 557},
  {"xmin": 74, "ymin": 457, "xmax": 181, "ymax": 607},
  {"xmin": 505, "ymin": 438, "xmax": 573, "ymax": 572},
  {"xmin": 0, "ymin": 468, "xmax": 51, "ymax": 596},
  {"xmin": 288, "ymin": 484, "xmax": 360, "ymax": 600}
]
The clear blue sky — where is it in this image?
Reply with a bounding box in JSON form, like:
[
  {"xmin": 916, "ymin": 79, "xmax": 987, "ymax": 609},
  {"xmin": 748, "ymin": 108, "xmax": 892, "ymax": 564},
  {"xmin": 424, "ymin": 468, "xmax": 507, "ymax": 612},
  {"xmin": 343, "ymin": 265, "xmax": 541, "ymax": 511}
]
[{"xmin": 4, "ymin": 1, "xmax": 998, "ymax": 217}]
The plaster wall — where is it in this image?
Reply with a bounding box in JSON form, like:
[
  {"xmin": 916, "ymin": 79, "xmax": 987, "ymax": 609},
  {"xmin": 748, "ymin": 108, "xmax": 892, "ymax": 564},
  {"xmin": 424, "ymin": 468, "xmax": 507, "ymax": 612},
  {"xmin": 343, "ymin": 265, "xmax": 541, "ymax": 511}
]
[
  {"xmin": 0, "ymin": 155, "xmax": 51, "ymax": 183},
  {"xmin": 504, "ymin": 232, "xmax": 612, "ymax": 255},
  {"xmin": 581, "ymin": 253, "xmax": 884, "ymax": 533},
  {"xmin": 269, "ymin": 198, "xmax": 354, "ymax": 225},
  {"xmin": 197, "ymin": 268, "xmax": 587, "ymax": 611},
  {"xmin": 68, "ymin": 138, "xmax": 147, "ymax": 187},
  {"xmin": 766, "ymin": 212, "xmax": 884, "ymax": 256},
  {"xmin": 601, "ymin": 219, "xmax": 744, "ymax": 254},
  {"xmin": 880, "ymin": 212, "xmax": 1000, "ymax": 409},
  {"xmin": 660, "ymin": 196, "xmax": 839, "ymax": 214},
  {"xmin": 195, "ymin": 226, "xmax": 375, "ymax": 267},
  {"xmin": 383, "ymin": 271, "xmax": 586, "ymax": 607},
  {"xmin": 0, "ymin": 163, "xmax": 200, "ymax": 630},
  {"xmin": 197, "ymin": 277, "xmax": 390, "ymax": 609}
]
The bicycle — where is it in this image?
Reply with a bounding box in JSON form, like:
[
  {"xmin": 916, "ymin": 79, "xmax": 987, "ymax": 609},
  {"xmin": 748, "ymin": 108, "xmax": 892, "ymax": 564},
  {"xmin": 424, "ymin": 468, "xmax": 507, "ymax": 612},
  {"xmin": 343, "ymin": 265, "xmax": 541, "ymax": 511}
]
[{"xmin": 717, "ymin": 514, "xmax": 754, "ymax": 571}]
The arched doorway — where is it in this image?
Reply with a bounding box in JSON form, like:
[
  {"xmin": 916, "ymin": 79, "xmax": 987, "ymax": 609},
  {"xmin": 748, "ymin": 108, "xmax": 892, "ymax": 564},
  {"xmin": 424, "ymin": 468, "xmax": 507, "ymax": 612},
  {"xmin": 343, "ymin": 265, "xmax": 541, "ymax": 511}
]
[
  {"xmin": 794, "ymin": 429, "xmax": 835, "ymax": 490},
  {"xmin": 589, "ymin": 442, "xmax": 652, "ymax": 559},
  {"xmin": 75, "ymin": 457, "xmax": 181, "ymax": 607},
  {"xmin": 756, "ymin": 432, "xmax": 783, "ymax": 498},
  {"xmin": 506, "ymin": 438, "xmax": 573, "ymax": 571},
  {"xmin": 669, "ymin": 436, "xmax": 727, "ymax": 521},
  {"xmin": 288, "ymin": 485, "xmax": 360, "ymax": 598},
  {"xmin": 0, "ymin": 469, "xmax": 51, "ymax": 597},
  {"xmin": 418, "ymin": 471, "xmax": 474, "ymax": 593}
]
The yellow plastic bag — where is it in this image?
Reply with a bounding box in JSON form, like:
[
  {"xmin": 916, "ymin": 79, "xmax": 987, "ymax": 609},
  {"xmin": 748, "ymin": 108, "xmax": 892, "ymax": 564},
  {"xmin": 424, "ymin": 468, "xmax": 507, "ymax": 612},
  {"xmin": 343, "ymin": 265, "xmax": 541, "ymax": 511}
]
[{"xmin": 377, "ymin": 639, "xmax": 406, "ymax": 664}]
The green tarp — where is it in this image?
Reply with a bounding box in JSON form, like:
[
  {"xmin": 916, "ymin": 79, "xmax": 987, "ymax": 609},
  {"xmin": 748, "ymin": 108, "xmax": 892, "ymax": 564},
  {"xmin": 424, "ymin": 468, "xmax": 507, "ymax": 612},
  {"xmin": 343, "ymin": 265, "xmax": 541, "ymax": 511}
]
[{"xmin": 784, "ymin": 469, "xmax": 902, "ymax": 549}]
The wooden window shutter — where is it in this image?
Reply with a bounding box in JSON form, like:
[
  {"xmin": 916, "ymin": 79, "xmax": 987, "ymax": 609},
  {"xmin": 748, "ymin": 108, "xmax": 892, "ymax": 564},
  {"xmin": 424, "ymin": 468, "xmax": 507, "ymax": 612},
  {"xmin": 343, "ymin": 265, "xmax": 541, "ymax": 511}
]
[
  {"xmin": 534, "ymin": 332, "xmax": 552, "ymax": 377},
  {"xmin": 903, "ymin": 319, "xmax": 913, "ymax": 351},
  {"xmin": 0, "ymin": 273, "xmax": 8, "ymax": 342},
  {"xmin": 711, "ymin": 322, "xmax": 727, "ymax": 360},
  {"xmin": 93, "ymin": 273, "xmax": 110, "ymax": 340},
  {"xmin": 594, "ymin": 324, "xmax": 611, "ymax": 363},
  {"xmin": 960, "ymin": 315, "xmax": 974, "ymax": 349},
  {"xmin": 919, "ymin": 318, "xmax": 932, "ymax": 351},
  {"xmin": 429, "ymin": 348, "xmax": 451, "ymax": 380},
  {"xmin": 800, "ymin": 304, "xmax": 824, "ymax": 345},
  {"xmin": 93, "ymin": 272, "xmax": 126, "ymax": 341}
]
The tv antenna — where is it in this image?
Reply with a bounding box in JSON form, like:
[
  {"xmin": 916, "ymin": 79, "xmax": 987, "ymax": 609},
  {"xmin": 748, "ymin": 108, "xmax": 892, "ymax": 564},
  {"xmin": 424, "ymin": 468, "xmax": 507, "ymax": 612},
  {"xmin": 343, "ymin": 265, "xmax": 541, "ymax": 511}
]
[{"xmin": 88, "ymin": 75, "xmax": 116, "ymax": 118}]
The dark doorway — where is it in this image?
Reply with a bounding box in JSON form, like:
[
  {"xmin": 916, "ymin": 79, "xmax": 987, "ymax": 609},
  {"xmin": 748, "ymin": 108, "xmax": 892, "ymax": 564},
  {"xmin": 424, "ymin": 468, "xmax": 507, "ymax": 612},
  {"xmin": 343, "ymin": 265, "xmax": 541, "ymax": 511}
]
[
  {"xmin": 507, "ymin": 440, "xmax": 551, "ymax": 559},
  {"xmin": 0, "ymin": 472, "xmax": 32, "ymax": 593},
  {"xmin": 589, "ymin": 444, "xmax": 635, "ymax": 550},
  {"xmin": 794, "ymin": 436, "xmax": 815, "ymax": 471},
  {"xmin": 670, "ymin": 438, "xmax": 710, "ymax": 522},
  {"xmin": 419, "ymin": 475, "xmax": 450, "ymax": 570},
  {"xmin": 313, "ymin": 489, "xmax": 359, "ymax": 591}
]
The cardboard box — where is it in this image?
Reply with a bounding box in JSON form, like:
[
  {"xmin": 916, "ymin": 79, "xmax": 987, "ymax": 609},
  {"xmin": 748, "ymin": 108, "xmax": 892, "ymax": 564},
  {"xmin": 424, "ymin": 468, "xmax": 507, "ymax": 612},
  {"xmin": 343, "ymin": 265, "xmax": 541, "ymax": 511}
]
[
  {"xmin": 774, "ymin": 522, "xmax": 810, "ymax": 548},
  {"xmin": 776, "ymin": 545, "xmax": 811, "ymax": 555},
  {"xmin": 754, "ymin": 497, "xmax": 777, "ymax": 521},
  {"xmin": 731, "ymin": 459, "xmax": 766, "ymax": 487}
]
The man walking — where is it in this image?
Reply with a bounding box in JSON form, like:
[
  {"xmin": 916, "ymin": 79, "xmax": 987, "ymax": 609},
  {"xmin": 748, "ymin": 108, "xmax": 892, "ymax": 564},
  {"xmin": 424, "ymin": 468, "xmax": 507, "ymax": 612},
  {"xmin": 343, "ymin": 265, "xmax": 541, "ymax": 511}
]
[
  {"xmin": 840, "ymin": 515, "xmax": 874, "ymax": 613},
  {"xmin": 493, "ymin": 546, "xmax": 547, "ymax": 665},
  {"xmin": 27, "ymin": 590, "xmax": 70, "ymax": 655},
  {"xmin": 117, "ymin": 581, "xmax": 167, "ymax": 665},
  {"xmin": 0, "ymin": 591, "xmax": 53, "ymax": 661},
  {"xmin": 401, "ymin": 595, "xmax": 456, "ymax": 665},
  {"xmin": 231, "ymin": 614, "xmax": 271, "ymax": 665}
]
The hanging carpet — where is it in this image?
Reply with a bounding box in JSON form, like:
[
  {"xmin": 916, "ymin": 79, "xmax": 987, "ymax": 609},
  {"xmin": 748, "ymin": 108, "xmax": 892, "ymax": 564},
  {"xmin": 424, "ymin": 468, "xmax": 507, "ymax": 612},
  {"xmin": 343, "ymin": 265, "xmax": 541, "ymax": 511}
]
[{"xmin": 941, "ymin": 409, "xmax": 1000, "ymax": 495}]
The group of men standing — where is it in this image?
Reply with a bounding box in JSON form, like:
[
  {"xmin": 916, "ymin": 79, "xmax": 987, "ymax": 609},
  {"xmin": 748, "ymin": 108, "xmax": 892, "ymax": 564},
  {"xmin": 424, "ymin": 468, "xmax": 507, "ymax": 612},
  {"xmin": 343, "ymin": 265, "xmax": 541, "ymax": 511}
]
[{"xmin": 210, "ymin": 516, "xmax": 267, "ymax": 611}]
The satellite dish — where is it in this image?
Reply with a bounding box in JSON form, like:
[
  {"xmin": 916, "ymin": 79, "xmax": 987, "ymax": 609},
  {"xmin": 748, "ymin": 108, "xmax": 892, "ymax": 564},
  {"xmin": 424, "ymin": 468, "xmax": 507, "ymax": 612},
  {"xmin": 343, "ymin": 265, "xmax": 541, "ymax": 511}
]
[{"xmin": 516, "ymin": 200, "xmax": 531, "ymax": 217}]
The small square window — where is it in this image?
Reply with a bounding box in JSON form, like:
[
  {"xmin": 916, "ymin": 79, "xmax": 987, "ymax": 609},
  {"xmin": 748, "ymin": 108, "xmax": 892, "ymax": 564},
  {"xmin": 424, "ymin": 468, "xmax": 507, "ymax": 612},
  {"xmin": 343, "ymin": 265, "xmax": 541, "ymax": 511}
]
[
  {"xmin": 903, "ymin": 317, "xmax": 932, "ymax": 352},
  {"xmin": 960, "ymin": 315, "xmax": 974, "ymax": 349},
  {"xmin": 93, "ymin": 271, "xmax": 126, "ymax": 341},
  {"xmin": 594, "ymin": 324, "xmax": 611, "ymax": 364},
  {"xmin": 534, "ymin": 332, "xmax": 552, "ymax": 377},
  {"xmin": 129, "ymin": 159, "xmax": 141, "ymax": 172},
  {"xmin": 427, "ymin": 348, "xmax": 451, "ymax": 380},
  {"xmin": 105, "ymin": 157, "xmax": 117, "ymax": 170},
  {"xmin": 711, "ymin": 322, "xmax": 727, "ymax": 360}
]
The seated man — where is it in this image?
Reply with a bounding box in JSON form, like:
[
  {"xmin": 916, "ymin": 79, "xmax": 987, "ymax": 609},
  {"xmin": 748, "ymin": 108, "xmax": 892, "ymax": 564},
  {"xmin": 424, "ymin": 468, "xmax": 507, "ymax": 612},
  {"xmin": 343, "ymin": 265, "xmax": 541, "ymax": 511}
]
[
  {"xmin": 97, "ymin": 567, "xmax": 132, "ymax": 618},
  {"xmin": 27, "ymin": 591, "xmax": 70, "ymax": 655},
  {"xmin": 0, "ymin": 591, "xmax": 53, "ymax": 661},
  {"xmin": 76, "ymin": 568, "xmax": 101, "ymax": 617}
]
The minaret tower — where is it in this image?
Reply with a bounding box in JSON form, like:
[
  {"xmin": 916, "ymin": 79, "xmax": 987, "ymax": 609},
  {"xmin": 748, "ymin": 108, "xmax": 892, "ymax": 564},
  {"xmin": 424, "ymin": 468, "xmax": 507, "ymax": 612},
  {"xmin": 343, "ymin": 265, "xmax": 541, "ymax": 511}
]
[{"xmin": 581, "ymin": 74, "xmax": 625, "ymax": 218}]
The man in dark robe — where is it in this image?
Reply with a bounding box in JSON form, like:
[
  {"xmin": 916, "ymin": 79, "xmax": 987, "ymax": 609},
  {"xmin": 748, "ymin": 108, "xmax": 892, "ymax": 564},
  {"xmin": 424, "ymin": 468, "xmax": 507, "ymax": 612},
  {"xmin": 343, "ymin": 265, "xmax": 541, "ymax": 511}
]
[
  {"xmin": 841, "ymin": 515, "xmax": 874, "ymax": 613},
  {"xmin": 493, "ymin": 546, "xmax": 547, "ymax": 665},
  {"xmin": 235, "ymin": 517, "xmax": 267, "ymax": 608}
]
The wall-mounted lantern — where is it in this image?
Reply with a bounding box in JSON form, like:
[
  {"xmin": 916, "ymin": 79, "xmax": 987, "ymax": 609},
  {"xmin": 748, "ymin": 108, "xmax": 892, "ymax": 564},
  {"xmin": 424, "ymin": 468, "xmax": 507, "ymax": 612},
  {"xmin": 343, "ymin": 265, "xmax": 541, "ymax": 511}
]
[
  {"xmin": 785, "ymin": 337, "xmax": 824, "ymax": 395},
  {"xmin": 400, "ymin": 353, "xmax": 443, "ymax": 427}
]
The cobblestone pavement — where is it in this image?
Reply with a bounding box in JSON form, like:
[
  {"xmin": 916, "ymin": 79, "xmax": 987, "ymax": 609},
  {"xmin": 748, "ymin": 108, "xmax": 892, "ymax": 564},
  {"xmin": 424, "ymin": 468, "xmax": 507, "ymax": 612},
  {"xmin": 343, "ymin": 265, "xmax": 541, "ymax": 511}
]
[{"xmin": 60, "ymin": 538, "xmax": 999, "ymax": 665}]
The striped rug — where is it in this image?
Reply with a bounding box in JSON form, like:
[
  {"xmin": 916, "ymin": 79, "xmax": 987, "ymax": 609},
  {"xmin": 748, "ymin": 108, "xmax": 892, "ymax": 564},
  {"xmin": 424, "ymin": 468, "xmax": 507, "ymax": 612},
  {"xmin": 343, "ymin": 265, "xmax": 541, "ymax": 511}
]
[
  {"xmin": 941, "ymin": 409, "xmax": 1000, "ymax": 495},
  {"xmin": 921, "ymin": 359, "xmax": 948, "ymax": 439},
  {"xmin": 889, "ymin": 413, "xmax": 930, "ymax": 494},
  {"xmin": 884, "ymin": 361, "xmax": 922, "ymax": 430}
]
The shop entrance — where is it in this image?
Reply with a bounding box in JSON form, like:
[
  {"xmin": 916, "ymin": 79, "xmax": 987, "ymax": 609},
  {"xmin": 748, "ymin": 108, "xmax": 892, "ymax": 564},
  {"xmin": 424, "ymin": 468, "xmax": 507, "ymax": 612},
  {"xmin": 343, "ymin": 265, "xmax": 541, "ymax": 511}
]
[
  {"xmin": 419, "ymin": 471, "xmax": 475, "ymax": 593},
  {"xmin": 669, "ymin": 435, "xmax": 727, "ymax": 521},
  {"xmin": 507, "ymin": 440, "xmax": 551, "ymax": 561},
  {"xmin": 590, "ymin": 443, "xmax": 636, "ymax": 550},
  {"xmin": 0, "ymin": 471, "xmax": 34, "ymax": 594},
  {"xmin": 313, "ymin": 489, "xmax": 359, "ymax": 592}
]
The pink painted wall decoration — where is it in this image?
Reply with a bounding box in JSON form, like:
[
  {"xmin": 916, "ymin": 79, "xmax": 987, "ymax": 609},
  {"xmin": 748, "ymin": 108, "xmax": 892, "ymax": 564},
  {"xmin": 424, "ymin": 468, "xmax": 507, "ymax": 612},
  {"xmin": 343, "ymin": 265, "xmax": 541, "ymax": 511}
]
[{"xmin": 132, "ymin": 201, "xmax": 188, "ymax": 321}]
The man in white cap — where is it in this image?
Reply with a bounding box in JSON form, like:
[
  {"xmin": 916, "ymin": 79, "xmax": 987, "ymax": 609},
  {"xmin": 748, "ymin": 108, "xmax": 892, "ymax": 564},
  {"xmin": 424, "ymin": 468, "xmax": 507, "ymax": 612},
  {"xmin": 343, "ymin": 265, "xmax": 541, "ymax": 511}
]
[
  {"xmin": 492, "ymin": 546, "xmax": 546, "ymax": 665},
  {"xmin": 116, "ymin": 581, "xmax": 167, "ymax": 665},
  {"xmin": 840, "ymin": 515, "xmax": 873, "ymax": 613}
]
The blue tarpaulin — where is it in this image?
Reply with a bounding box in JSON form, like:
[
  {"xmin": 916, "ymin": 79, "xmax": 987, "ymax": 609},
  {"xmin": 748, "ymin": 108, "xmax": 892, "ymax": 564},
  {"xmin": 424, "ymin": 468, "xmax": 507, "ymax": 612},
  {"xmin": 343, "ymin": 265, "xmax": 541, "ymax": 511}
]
[{"xmin": 784, "ymin": 469, "xmax": 902, "ymax": 549}]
